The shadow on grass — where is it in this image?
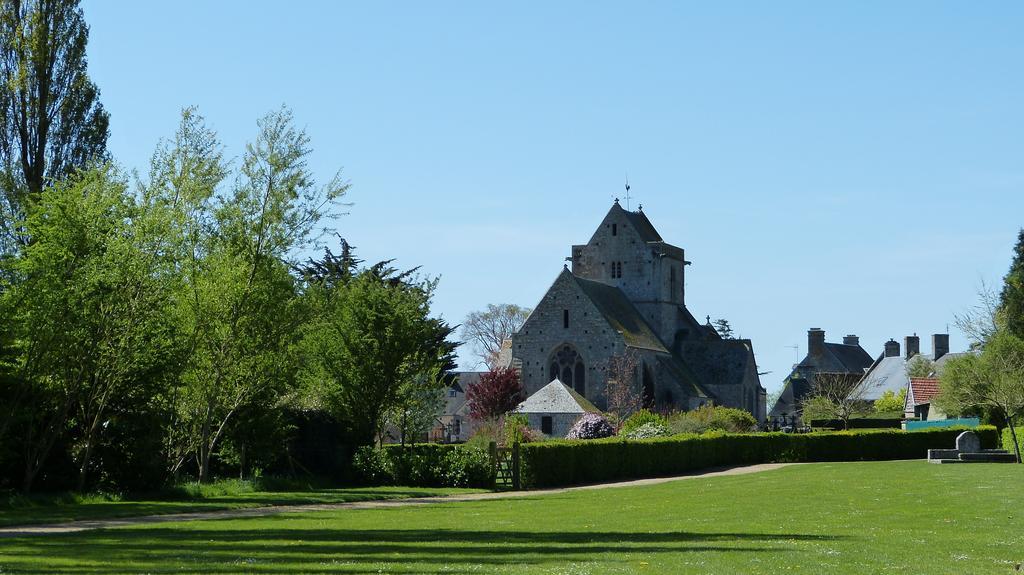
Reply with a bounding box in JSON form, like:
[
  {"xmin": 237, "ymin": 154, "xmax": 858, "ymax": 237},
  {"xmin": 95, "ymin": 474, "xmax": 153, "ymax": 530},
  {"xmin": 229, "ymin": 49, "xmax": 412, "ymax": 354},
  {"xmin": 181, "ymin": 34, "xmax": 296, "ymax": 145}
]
[
  {"xmin": 1, "ymin": 528, "xmax": 846, "ymax": 573},
  {"xmin": 0, "ymin": 489, "xmax": 459, "ymax": 529}
]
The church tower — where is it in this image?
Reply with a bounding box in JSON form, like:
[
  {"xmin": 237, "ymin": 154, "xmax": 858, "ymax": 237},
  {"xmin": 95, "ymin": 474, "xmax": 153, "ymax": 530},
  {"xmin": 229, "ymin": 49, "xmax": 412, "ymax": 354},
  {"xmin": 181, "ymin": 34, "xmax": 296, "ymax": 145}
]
[{"xmin": 570, "ymin": 200, "xmax": 689, "ymax": 346}]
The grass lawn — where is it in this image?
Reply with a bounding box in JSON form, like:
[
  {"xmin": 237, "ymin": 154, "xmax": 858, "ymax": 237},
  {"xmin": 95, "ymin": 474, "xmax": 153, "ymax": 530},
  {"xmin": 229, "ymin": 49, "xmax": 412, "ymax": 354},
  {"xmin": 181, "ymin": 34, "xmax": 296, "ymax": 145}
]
[
  {"xmin": 0, "ymin": 483, "xmax": 478, "ymax": 528},
  {"xmin": 0, "ymin": 460, "xmax": 1022, "ymax": 574}
]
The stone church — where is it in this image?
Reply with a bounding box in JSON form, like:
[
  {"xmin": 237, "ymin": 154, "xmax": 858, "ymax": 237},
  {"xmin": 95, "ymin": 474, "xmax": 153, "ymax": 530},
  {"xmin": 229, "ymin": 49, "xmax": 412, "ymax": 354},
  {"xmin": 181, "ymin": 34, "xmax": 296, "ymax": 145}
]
[{"xmin": 501, "ymin": 201, "xmax": 767, "ymax": 422}]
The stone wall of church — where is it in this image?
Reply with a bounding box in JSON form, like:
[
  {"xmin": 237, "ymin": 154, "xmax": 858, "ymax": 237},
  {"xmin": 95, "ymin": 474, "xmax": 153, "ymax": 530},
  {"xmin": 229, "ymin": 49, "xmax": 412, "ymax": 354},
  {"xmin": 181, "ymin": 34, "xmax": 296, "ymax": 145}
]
[{"xmin": 510, "ymin": 271, "xmax": 624, "ymax": 410}]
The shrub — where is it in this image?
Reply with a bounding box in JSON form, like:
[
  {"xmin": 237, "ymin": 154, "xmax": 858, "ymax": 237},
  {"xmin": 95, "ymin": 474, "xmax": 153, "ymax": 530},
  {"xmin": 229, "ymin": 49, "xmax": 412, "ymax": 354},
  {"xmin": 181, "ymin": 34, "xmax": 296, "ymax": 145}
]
[
  {"xmin": 504, "ymin": 414, "xmax": 542, "ymax": 444},
  {"xmin": 621, "ymin": 421, "xmax": 670, "ymax": 440},
  {"xmin": 352, "ymin": 444, "xmax": 495, "ymax": 488},
  {"xmin": 442, "ymin": 447, "xmax": 494, "ymax": 487},
  {"xmin": 521, "ymin": 425, "xmax": 999, "ymax": 488},
  {"xmin": 619, "ymin": 409, "xmax": 668, "ymax": 436},
  {"xmin": 565, "ymin": 413, "xmax": 615, "ymax": 440},
  {"xmin": 668, "ymin": 404, "xmax": 757, "ymax": 434},
  {"xmin": 873, "ymin": 389, "xmax": 906, "ymax": 414}
]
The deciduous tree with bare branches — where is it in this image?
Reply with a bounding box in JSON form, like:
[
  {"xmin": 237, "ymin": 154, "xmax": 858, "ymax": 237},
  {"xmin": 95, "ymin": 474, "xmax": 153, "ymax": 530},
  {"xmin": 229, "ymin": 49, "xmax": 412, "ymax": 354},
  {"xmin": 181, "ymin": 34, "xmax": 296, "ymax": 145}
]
[
  {"xmin": 604, "ymin": 350, "xmax": 643, "ymax": 420},
  {"xmin": 801, "ymin": 372, "xmax": 877, "ymax": 430},
  {"xmin": 461, "ymin": 304, "xmax": 530, "ymax": 369}
]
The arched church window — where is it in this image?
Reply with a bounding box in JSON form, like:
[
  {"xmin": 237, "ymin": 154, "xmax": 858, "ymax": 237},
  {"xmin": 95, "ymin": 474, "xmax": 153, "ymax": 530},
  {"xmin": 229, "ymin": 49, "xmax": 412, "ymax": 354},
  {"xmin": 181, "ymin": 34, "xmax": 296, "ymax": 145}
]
[{"xmin": 548, "ymin": 344, "xmax": 585, "ymax": 395}]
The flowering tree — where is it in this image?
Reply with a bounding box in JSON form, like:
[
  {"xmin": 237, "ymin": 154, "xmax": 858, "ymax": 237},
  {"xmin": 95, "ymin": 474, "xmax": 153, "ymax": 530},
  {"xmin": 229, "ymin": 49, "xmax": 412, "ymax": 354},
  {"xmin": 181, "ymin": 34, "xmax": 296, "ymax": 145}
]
[
  {"xmin": 566, "ymin": 413, "xmax": 615, "ymax": 440},
  {"xmin": 605, "ymin": 351, "xmax": 643, "ymax": 419},
  {"xmin": 466, "ymin": 367, "xmax": 524, "ymax": 421}
]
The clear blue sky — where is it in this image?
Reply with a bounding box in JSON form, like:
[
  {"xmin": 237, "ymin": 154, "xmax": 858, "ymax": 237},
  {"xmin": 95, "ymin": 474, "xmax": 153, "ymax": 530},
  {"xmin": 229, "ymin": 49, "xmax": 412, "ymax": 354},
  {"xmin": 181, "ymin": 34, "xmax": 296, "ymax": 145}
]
[{"xmin": 82, "ymin": 1, "xmax": 1024, "ymax": 392}]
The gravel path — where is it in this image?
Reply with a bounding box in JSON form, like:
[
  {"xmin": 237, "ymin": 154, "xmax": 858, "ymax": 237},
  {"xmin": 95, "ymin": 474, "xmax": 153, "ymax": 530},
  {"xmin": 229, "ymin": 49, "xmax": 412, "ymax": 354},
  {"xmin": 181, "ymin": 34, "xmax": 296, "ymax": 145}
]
[{"xmin": 0, "ymin": 462, "xmax": 790, "ymax": 538}]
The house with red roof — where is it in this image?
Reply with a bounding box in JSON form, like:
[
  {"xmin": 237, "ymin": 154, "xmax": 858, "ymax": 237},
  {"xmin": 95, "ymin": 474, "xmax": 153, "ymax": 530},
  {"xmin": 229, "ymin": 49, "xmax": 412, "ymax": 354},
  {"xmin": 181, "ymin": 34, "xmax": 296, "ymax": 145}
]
[{"xmin": 904, "ymin": 377, "xmax": 945, "ymax": 421}]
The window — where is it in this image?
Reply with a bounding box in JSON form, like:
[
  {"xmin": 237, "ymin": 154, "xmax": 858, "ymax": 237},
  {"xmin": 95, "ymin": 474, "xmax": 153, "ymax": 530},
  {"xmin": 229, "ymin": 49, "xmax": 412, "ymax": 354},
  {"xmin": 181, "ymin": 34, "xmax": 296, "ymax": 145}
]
[
  {"xmin": 563, "ymin": 309, "xmax": 569, "ymax": 329},
  {"xmin": 612, "ymin": 223, "xmax": 617, "ymax": 236},
  {"xmin": 611, "ymin": 261, "xmax": 623, "ymax": 279},
  {"xmin": 541, "ymin": 416, "xmax": 553, "ymax": 435},
  {"xmin": 549, "ymin": 344, "xmax": 585, "ymax": 395},
  {"xmin": 448, "ymin": 389, "xmax": 457, "ymax": 397}
]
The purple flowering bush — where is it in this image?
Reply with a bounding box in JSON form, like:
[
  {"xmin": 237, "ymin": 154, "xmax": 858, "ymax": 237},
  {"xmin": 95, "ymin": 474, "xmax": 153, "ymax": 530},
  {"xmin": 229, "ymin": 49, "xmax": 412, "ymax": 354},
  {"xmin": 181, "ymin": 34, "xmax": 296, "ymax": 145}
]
[{"xmin": 565, "ymin": 413, "xmax": 615, "ymax": 440}]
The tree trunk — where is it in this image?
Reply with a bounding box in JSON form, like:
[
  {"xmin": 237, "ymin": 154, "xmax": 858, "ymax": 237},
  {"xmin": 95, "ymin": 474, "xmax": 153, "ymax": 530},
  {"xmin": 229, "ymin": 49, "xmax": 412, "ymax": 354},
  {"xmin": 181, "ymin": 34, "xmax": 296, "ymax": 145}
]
[
  {"xmin": 76, "ymin": 439, "xmax": 94, "ymax": 492},
  {"xmin": 239, "ymin": 443, "xmax": 246, "ymax": 480},
  {"xmin": 1008, "ymin": 415, "xmax": 1022, "ymax": 464},
  {"xmin": 199, "ymin": 441, "xmax": 211, "ymax": 483}
]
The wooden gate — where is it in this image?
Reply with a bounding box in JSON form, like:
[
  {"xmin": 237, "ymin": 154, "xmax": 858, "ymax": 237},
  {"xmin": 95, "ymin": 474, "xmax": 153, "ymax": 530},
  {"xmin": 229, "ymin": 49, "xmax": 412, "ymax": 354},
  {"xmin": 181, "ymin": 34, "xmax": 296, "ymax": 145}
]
[{"xmin": 489, "ymin": 442, "xmax": 521, "ymax": 490}]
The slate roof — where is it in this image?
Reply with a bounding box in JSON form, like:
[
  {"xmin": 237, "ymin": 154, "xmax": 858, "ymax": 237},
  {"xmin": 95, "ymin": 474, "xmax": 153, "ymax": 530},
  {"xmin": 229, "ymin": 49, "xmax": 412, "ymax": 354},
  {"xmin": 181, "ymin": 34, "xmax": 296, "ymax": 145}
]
[
  {"xmin": 516, "ymin": 379, "xmax": 600, "ymax": 414},
  {"xmin": 679, "ymin": 338, "xmax": 757, "ymax": 391},
  {"xmin": 572, "ymin": 274, "xmax": 669, "ymax": 353},
  {"xmin": 857, "ymin": 351, "xmax": 967, "ymax": 402},
  {"xmin": 657, "ymin": 355, "xmax": 711, "ymax": 398},
  {"xmin": 909, "ymin": 378, "xmax": 941, "ymax": 405},
  {"xmin": 770, "ymin": 340, "xmax": 873, "ymax": 418},
  {"xmin": 934, "ymin": 352, "xmax": 968, "ymax": 372},
  {"xmin": 824, "ymin": 342, "xmax": 874, "ymax": 374},
  {"xmin": 857, "ymin": 355, "xmax": 908, "ymax": 400},
  {"xmin": 622, "ymin": 209, "xmax": 663, "ymax": 242},
  {"xmin": 442, "ymin": 372, "xmax": 482, "ymax": 417}
]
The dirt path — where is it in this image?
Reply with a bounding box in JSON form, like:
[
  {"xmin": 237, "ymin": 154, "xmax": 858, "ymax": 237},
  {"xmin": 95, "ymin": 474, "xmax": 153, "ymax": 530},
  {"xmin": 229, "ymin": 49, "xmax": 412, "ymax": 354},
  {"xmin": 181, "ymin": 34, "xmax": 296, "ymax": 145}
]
[{"xmin": 0, "ymin": 463, "xmax": 790, "ymax": 538}]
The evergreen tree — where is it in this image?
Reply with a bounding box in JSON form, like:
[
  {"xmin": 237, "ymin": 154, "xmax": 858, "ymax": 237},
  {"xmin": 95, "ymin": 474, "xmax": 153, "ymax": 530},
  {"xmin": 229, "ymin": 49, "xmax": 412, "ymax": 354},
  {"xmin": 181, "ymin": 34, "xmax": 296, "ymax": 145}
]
[
  {"xmin": 1000, "ymin": 229, "xmax": 1024, "ymax": 339},
  {"xmin": 713, "ymin": 318, "xmax": 735, "ymax": 339}
]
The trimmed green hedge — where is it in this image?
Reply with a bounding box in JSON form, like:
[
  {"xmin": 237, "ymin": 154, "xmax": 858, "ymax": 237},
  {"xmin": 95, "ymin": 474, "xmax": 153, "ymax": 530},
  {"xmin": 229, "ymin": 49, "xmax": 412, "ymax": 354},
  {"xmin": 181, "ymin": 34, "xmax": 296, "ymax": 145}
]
[
  {"xmin": 521, "ymin": 426, "xmax": 999, "ymax": 488},
  {"xmin": 1002, "ymin": 427, "xmax": 1023, "ymax": 457}
]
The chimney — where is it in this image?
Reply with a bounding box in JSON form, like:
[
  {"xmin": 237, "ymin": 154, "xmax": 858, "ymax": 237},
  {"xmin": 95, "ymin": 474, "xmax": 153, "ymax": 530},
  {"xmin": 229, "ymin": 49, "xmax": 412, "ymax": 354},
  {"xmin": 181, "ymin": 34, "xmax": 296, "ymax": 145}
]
[
  {"xmin": 904, "ymin": 334, "xmax": 920, "ymax": 359},
  {"xmin": 843, "ymin": 334, "xmax": 859, "ymax": 347},
  {"xmin": 884, "ymin": 339, "xmax": 900, "ymax": 357},
  {"xmin": 808, "ymin": 328, "xmax": 825, "ymax": 357},
  {"xmin": 932, "ymin": 333, "xmax": 949, "ymax": 360}
]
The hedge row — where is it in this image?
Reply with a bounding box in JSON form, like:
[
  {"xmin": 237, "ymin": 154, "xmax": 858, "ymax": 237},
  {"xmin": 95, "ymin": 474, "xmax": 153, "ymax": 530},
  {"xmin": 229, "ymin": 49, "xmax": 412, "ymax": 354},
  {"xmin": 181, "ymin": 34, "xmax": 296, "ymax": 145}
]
[
  {"xmin": 352, "ymin": 444, "xmax": 495, "ymax": 488},
  {"xmin": 1003, "ymin": 427, "xmax": 1023, "ymax": 457},
  {"xmin": 520, "ymin": 426, "xmax": 998, "ymax": 488}
]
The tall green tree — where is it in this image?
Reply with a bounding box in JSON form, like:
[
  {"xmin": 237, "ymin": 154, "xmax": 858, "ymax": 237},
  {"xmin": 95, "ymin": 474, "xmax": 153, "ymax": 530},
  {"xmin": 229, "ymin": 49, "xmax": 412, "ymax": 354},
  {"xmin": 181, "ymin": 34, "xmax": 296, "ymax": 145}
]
[
  {"xmin": 1000, "ymin": 229, "xmax": 1024, "ymax": 339},
  {"xmin": 0, "ymin": 0, "xmax": 109, "ymax": 250},
  {"xmin": 168, "ymin": 107, "xmax": 346, "ymax": 482},
  {"xmin": 0, "ymin": 165, "xmax": 172, "ymax": 491},
  {"xmin": 301, "ymin": 258, "xmax": 456, "ymax": 447}
]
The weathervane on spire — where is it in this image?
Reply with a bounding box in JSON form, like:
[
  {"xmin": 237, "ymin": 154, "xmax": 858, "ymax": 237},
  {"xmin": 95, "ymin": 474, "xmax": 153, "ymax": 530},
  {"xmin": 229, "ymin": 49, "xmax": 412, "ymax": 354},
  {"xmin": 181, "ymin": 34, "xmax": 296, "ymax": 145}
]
[{"xmin": 624, "ymin": 174, "xmax": 632, "ymax": 211}]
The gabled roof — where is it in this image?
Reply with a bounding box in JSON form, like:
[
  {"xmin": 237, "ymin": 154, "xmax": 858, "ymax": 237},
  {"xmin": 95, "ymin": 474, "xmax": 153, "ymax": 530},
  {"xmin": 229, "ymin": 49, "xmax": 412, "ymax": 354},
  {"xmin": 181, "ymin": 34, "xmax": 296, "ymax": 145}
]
[
  {"xmin": 824, "ymin": 342, "xmax": 874, "ymax": 374},
  {"xmin": 909, "ymin": 378, "xmax": 941, "ymax": 405},
  {"xmin": 622, "ymin": 209, "xmax": 663, "ymax": 242},
  {"xmin": 516, "ymin": 379, "xmax": 600, "ymax": 414},
  {"xmin": 572, "ymin": 274, "xmax": 669, "ymax": 353}
]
